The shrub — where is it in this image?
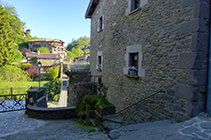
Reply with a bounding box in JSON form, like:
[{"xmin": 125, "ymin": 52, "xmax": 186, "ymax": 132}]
[
  {"xmin": 21, "ymin": 63, "xmax": 31, "ymax": 67},
  {"xmin": 0, "ymin": 65, "xmax": 31, "ymax": 82},
  {"xmin": 47, "ymin": 78, "xmax": 61, "ymax": 102},
  {"xmin": 48, "ymin": 66, "xmax": 59, "ymax": 80},
  {"xmin": 21, "ymin": 65, "xmax": 39, "ymax": 80},
  {"xmin": 20, "ymin": 48, "xmax": 31, "ymax": 57}
]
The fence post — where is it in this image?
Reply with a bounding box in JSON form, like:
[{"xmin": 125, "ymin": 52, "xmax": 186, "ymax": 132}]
[{"xmin": 11, "ymin": 87, "xmax": 13, "ymax": 100}]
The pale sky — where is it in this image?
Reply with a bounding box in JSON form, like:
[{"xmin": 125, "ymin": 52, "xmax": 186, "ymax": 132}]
[{"xmin": 2, "ymin": 0, "xmax": 91, "ymax": 46}]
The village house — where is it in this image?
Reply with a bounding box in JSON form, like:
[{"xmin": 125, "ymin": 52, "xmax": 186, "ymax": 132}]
[
  {"xmin": 26, "ymin": 51, "xmax": 62, "ymax": 70},
  {"xmin": 28, "ymin": 39, "xmax": 67, "ymax": 59},
  {"xmin": 73, "ymin": 54, "xmax": 90, "ymax": 63},
  {"xmin": 85, "ymin": 0, "xmax": 211, "ymax": 123}
]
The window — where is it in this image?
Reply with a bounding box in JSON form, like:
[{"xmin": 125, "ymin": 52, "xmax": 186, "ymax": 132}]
[
  {"xmin": 123, "ymin": 44, "xmax": 145, "ymax": 77},
  {"xmin": 54, "ymin": 47, "xmax": 56, "ymax": 51},
  {"xmin": 126, "ymin": 0, "xmax": 148, "ymax": 15},
  {"xmin": 96, "ymin": 51, "xmax": 103, "ymax": 71},
  {"xmin": 61, "ymin": 48, "xmax": 64, "ymax": 51},
  {"xmin": 131, "ymin": 0, "xmax": 140, "ymax": 12},
  {"xmin": 97, "ymin": 16, "xmax": 104, "ymax": 32},
  {"xmin": 129, "ymin": 53, "xmax": 138, "ymax": 68},
  {"xmin": 58, "ymin": 47, "xmax": 60, "ymax": 51}
]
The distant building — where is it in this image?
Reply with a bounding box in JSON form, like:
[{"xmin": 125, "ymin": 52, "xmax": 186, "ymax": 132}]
[
  {"xmin": 26, "ymin": 51, "xmax": 62, "ymax": 70},
  {"xmin": 74, "ymin": 54, "xmax": 90, "ymax": 63},
  {"xmin": 28, "ymin": 39, "xmax": 67, "ymax": 59}
]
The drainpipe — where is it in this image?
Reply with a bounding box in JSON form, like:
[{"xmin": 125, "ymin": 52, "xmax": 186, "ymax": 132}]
[{"xmin": 206, "ymin": 2, "xmax": 211, "ymax": 115}]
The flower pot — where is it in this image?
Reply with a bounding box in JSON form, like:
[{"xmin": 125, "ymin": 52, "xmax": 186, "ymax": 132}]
[
  {"xmin": 129, "ymin": 71, "xmax": 137, "ymax": 76},
  {"xmin": 96, "ymin": 105, "xmax": 115, "ymax": 116}
]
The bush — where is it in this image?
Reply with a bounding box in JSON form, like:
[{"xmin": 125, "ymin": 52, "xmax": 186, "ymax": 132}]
[
  {"xmin": 21, "ymin": 63, "xmax": 31, "ymax": 67},
  {"xmin": 21, "ymin": 65, "xmax": 39, "ymax": 80},
  {"xmin": 47, "ymin": 78, "xmax": 61, "ymax": 102},
  {"xmin": 0, "ymin": 65, "xmax": 31, "ymax": 82},
  {"xmin": 20, "ymin": 48, "xmax": 31, "ymax": 57},
  {"xmin": 48, "ymin": 66, "xmax": 59, "ymax": 80}
]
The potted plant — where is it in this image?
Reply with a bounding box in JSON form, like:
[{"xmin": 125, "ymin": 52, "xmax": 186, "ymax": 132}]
[
  {"xmin": 29, "ymin": 97, "xmax": 35, "ymax": 105},
  {"xmin": 128, "ymin": 66, "xmax": 138, "ymax": 76},
  {"xmin": 95, "ymin": 95, "xmax": 115, "ymax": 116},
  {"xmin": 97, "ymin": 64, "xmax": 101, "ymax": 71}
]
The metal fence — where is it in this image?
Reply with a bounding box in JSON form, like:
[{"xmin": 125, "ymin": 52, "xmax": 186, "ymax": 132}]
[{"xmin": 0, "ymin": 87, "xmax": 29, "ymax": 112}]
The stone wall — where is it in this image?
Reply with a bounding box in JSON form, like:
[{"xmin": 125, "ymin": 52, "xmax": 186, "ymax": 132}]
[
  {"xmin": 89, "ymin": 0, "xmax": 210, "ymax": 122},
  {"xmin": 68, "ymin": 82, "xmax": 97, "ymax": 106},
  {"xmin": 65, "ymin": 71, "xmax": 91, "ymax": 84}
]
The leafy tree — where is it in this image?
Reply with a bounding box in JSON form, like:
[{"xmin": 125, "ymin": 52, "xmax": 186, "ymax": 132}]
[
  {"xmin": 13, "ymin": 50, "xmax": 23, "ymax": 64},
  {"xmin": 72, "ymin": 48, "xmax": 84, "ymax": 57},
  {"xmin": 21, "ymin": 65, "xmax": 39, "ymax": 80},
  {"xmin": 37, "ymin": 46, "xmax": 50, "ymax": 53},
  {"xmin": 84, "ymin": 50, "xmax": 90, "ymax": 55},
  {"xmin": 48, "ymin": 66, "xmax": 59, "ymax": 80},
  {"xmin": 67, "ymin": 51, "xmax": 76, "ymax": 60},
  {"xmin": 20, "ymin": 48, "xmax": 31, "ymax": 57},
  {"xmin": 0, "ymin": 64, "xmax": 31, "ymax": 82},
  {"xmin": 47, "ymin": 78, "xmax": 61, "ymax": 102},
  {"xmin": 0, "ymin": 5, "xmax": 16, "ymax": 66}
]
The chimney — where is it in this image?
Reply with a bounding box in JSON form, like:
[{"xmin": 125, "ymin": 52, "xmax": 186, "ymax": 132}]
[{"xmin": 38, "ymin": 50, "xmax": 40, "ymax": 55}]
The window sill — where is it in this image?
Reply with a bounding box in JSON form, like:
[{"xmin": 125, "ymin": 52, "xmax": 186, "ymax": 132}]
[
  {"xmin": 97, "ymin": 68, "xmax": 102, "ymax": 72},
  {"xmin": 125, "ymin": 74, "xmax": 139, "ymax": 79},
  {"xmin": 129, "ymin": 7, "xmax": 141, "ymax": 15},
  {"xmin": 98, "ymin": 29, "xmax": 103, "ymax": 33}
]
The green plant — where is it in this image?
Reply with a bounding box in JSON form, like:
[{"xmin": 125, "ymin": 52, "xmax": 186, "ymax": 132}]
[
  {"xmin": 128, "ymin": 66, "xmax": 138, "ymax": 71},
  {"xmin": 96, "ymin": 95, "xmax": 112, "ymax": 107},
  {"xmin": 47, "ymin": 78, "xmax": 61, "ymax": 102},
  {"xmin": 48, "ymin": 66, "xmax": 59, "ymax": 80},
  {"xmin": 85, "ymin": 129, "xmax": 96, "ymax": 133}
]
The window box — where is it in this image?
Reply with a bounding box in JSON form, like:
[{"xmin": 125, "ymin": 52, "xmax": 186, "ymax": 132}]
[{"xmin": 123, "ymin": 44, "xmax": 145, "ymax": 78}]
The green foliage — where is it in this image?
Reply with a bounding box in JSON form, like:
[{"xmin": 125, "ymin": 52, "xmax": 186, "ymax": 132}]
[
  {"xmin": 84, "ymin": 50, "xmax": 90, "ymax": 55},
  {"xmin": 13, "ymin": 50, "xmax": 23, "ymax": 64},
  {"xmin": 0, "ymin": 64, "xmax": 31, "ymax": 83},
  {"xmin": 0, "ymin": 5, "xmax": 16, "ymax": 66},
  {"xmin": 21, "ymin": 63, "xmax": 31, "ymax": 67},
  {"xmin": 48, "ymin": 66, "xmax": 59, "ymax": 80},
  {"xmin": 66, "ymin": 51, "xmax": 76, "ymax": 60},
  {"xmin": 46, "ymin": 78, "xmax": 61, "ymax": 102},
  {"xmin": 96, "ymin": 95, "xmax": 112, "ymax": 107},
  {"xmin": 37, "ymin": 46, "xmax": 50, "ymax": 53},
  {"xmin": 66, "ymin": 36, "xmax": 90, "ymax": 58},
  {"xmin": 72, "ymin": 48, "xmax": 84, "ymax": 57}
]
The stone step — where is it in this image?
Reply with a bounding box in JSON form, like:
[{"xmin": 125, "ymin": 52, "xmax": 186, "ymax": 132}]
[{"xmin": 89, "ymin": 118, "xmax": 96, "ymax": 126}]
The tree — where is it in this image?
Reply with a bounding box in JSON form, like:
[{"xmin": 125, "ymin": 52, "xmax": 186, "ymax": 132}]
[
  {"xmin": 67, "ymin": 51, "xmax": 76, "ymax": 60},
  {"xmin": 13, "ymin": 50, "xmax": 23, "ymax": 64},
  {"xmin": 72, "ymin": 48, "xmax": 84, "ymax": 57},
  {"xmin": 0, "ymin": 5, "xmax": 16, "ymax": 66},
  {"xmin": 20, "ymin": 48, "xmax": 31, "ymax": 57},
  {"xmin": 48, "ymin": 66, "xmax": 59, "ymax": 80},
  {"xmin": 21, "ymin": 65, "xmax": 39, "ymax": 80},
  {"xmin": 37, "ymin": 46, "xmax": 50, "ymax": 53},
  {"xmin": 0, "ymin": 64, "xmax": 31, "ymax": 82}
]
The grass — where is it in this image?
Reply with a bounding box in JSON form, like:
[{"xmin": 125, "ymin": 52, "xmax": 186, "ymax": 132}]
[{"xmin": 0, "ymin": 80, "xmax": 50, "ymax": 95}]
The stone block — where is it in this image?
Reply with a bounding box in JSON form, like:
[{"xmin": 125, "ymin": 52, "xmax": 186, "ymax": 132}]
[
  {"xmin": 193, "ymin": 2, "xmax": 210, "ymax": 19},
  {"xmin": 179, "ymin": 18, "xmax": 206, "ymax": 34},
  {"xmin": 179, "ymin": 52, "xmax": 204, "ymax": 69},
  {"xmin": 189, "ymin": 69, "xmax": 207, "ymax": 86},
  {"xmin": 185, "ymin": 99, "xmax": 206, "ymax": 117},
  {"xmin": 191, "ymin": 32, "xmax": 209, "ymax": 52},
  {"xmin": 175, "ymin": 84, "xmax": 200, "ymax": 101},
  {"xmin": 181, "ymin": 0, "xmax": 209, "ymax": 8}
]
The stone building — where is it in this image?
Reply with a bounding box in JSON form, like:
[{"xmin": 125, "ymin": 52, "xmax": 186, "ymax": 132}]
[
  {"xmin": 26, "ymin": 51, "xmax": 62, "ymax": 70},
  {"xmin": 85, "ymin": 0, "xmax": 211, "ymax": 122},
  {"xmin": 28, "ymin": 39, "xmax": 67, "ymax": 59}
]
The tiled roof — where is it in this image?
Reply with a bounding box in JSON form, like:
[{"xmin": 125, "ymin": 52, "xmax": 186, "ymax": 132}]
[
  {"xmin": 26, "ymin": 52, "xmax": 62, "ymax": 59},
  {"xmin": 28, "ymin": 39, "xmax": 64, "ymax": 43},
  {"xmin": 85, "ymin": 0, "xmax": 99, "ymax": 19}
]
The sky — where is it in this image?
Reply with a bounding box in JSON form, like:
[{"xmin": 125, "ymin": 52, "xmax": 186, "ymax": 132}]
[{"xmin": 2, "ymin": 0, "xmax": 91, "ymax": 46}]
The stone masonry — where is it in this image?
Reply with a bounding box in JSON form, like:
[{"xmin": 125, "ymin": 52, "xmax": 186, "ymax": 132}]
[{"xmin": 86, "ymin": 0, "xmax": 210, "ymax": 123}]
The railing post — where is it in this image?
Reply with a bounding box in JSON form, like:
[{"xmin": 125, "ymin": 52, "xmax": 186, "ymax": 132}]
[{"xmin": 11, "ymin": 87, "xmax": 13, "ymax": 100}]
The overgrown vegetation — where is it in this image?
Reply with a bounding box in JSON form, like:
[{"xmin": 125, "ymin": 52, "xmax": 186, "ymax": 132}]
[
  {"xmin": 48, "ymin": 66, "xmax": 59, "ymax": 80},
  {"xmin": 46, "ymin": 78, "xmax": 61, "ymax": 102}
]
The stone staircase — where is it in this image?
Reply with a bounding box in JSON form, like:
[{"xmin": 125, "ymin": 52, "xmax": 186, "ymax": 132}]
[{"xmin": 116, "ymin": 90, "xmax": 189, "ymax": 125}]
